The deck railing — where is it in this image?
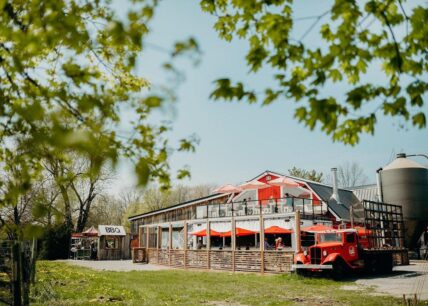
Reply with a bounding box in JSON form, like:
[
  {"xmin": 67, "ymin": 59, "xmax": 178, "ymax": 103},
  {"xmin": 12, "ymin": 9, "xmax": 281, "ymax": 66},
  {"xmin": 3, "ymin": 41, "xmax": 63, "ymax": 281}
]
[
  {"xmin": 133, "ymin": 247, "xmax": 294, "ymax": 274},
  {"xmin": 203, "ymin": 197, "xmax": 326, "ymax": 220}
]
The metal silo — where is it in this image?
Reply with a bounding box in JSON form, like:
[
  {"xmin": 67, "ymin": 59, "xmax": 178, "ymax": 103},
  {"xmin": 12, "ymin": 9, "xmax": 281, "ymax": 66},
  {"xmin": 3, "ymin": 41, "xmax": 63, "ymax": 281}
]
[{"xmin": 379, "ymin": 153, "xmax": 428, "ymax": 248}]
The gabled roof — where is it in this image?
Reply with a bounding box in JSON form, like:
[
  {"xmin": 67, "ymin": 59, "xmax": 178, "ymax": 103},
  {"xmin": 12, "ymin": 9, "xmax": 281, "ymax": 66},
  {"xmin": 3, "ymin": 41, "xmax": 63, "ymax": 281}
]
[{"xmin": 128, "ymin": 170, "xmax": 361, "ymax": 222}]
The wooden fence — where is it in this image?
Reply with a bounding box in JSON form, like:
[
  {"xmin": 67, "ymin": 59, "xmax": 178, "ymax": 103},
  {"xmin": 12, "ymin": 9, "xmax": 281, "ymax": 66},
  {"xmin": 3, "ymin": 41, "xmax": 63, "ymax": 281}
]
[{"xmin": 133, "ymin": 247, "xmax": 293, "ymax": 274}]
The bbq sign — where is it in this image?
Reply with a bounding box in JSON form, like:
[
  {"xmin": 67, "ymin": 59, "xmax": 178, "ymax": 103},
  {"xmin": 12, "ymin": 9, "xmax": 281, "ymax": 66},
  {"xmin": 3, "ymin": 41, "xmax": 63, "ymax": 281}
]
[{"xmin": 98, "ymin": 225, "xmax": 126, "ymax": 236}]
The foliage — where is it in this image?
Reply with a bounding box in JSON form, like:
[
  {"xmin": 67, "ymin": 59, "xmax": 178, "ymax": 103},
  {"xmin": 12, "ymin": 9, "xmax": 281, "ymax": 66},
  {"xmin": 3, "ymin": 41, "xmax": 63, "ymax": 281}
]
[
  {"xmin": 288, "ymin": 167, "xmax": 324, "ymax": 182},
  {"xmin": 38, "ymin": 223, "xmax": 71, "ymax": 260},
  {"xmin": 0, "ymin": 0, "xmax": 201, "ymax": 238},
  {"xmin": 202, "ymin": 0, "xmax": 428, "ymax": 145},
  {"xmin": 122, "ymin": 184, "xmax": 214, "ymax": 229},
  {"xmin": 31, "ymin": 261, "xmax": 406, "ymax": 305}
]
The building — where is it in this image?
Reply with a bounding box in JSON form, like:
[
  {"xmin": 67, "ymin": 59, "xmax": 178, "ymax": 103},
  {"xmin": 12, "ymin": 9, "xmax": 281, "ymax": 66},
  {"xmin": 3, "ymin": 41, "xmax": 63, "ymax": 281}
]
[{"xmin": 129, "ymin": 170, "xmax": 361, "ymax": 273}]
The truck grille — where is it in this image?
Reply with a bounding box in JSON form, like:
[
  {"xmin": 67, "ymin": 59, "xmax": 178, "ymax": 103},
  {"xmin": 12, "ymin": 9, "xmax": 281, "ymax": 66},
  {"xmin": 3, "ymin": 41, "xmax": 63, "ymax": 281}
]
[{"xmin": 311, "ymin": 247, "xmax": 321, "ymax": 264}]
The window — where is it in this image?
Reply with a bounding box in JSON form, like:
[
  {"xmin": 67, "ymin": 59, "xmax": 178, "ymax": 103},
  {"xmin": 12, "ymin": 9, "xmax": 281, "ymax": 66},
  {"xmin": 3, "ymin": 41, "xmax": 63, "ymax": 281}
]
[
  {"xmin": 105, "ymin": 237, "xmax": 120, "ymax": 249},
  {"xmin": 319, "ymin": 233, "xmax": 342, "ymax": 243},
  {"xmin": 346, "ymin": 233, "xmax": 355, "ymax": 243}
]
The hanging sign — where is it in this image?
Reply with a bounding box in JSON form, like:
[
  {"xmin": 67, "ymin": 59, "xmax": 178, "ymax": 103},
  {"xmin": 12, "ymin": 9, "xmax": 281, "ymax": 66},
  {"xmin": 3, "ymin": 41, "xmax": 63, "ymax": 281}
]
[{"xmin": 98, "ymin": 225, "xmax": 126, "ymax": 236}]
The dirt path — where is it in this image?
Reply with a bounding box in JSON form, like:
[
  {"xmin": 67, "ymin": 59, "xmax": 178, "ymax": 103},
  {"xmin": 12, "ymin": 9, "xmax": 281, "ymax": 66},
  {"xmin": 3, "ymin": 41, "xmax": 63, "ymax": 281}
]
[
  {"xmin": 342, "ymin": 260, "xmax": 428, "ymax": 301},
  {"xmin": 59, "ymin": 259, "xmax": 171, "ymax": 271}
]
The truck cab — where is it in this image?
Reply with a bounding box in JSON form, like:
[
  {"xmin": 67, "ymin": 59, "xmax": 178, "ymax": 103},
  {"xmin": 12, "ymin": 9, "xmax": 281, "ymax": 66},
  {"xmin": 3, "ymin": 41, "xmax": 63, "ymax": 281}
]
[{"xmin": 294, "ymin": 229, "xmax": 367, "ymax": 279}]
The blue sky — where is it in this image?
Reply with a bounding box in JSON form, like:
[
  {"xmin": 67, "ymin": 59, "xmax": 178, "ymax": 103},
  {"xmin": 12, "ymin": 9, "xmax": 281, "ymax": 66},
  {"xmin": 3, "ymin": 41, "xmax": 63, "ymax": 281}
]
[{"xmin": 112, "ymin": 0, "xmax": 428, "ymax": 193}]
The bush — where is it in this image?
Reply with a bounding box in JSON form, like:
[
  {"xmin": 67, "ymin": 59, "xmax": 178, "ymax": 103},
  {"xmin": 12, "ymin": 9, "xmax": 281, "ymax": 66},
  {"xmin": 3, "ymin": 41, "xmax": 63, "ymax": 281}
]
[{"xmin": 38, "ymin": 224, "xmax": 71, "ymax": 260}]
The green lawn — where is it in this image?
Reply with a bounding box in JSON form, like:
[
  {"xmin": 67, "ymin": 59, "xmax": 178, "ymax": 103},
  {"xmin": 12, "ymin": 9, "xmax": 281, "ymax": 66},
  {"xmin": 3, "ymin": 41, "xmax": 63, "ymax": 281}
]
[{"xmin": 31, "ymin": 261, "xmax": 406, "ymax": 306}]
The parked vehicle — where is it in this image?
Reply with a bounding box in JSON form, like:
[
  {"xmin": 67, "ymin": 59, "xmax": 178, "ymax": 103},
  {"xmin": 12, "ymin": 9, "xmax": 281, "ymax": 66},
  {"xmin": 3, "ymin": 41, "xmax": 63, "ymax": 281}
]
[{"xmin": 293, "ymin": 200, "xmax": 408, "ymax": 280}]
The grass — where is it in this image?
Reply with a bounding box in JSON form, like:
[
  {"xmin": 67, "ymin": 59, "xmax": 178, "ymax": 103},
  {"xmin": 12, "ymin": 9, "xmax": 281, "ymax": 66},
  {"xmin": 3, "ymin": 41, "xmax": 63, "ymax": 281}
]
[{"xmin": 31, "ymin": 261, "xmax": 409, "ymax": 306}]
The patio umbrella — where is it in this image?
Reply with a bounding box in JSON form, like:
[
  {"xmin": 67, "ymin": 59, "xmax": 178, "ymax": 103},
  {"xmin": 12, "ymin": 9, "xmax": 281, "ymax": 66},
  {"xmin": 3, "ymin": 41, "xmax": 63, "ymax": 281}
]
[
  {"xmin": 268, "ymin": 176, "xmax": 299, "ymax": 188},
  {"xmin": 301, "ymin": 224, "xmax": 334, "ymax": 232},
  {"xmin": 191, "ymin": 229, "xmax": 222, "ymax": 237},
  {"xmin": 214, "ymin": 184, "xmax": 242, "ymax": 194},
  {"xmin": 264, "ymin": 226, "xmax": 293, "ymax": 234},
  {"xmin": 220, "ymin": 227, "xmax": 257, "ymax": 237},
  {"xmin": 239, "ymin": 180, "xmax": 270, "ymax": 190}
]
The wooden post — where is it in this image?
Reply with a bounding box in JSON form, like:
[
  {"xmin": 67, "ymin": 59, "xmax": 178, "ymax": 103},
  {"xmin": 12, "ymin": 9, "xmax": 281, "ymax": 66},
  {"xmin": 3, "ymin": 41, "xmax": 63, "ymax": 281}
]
[
  {"xmin": 157, "ymin": 226, "xmax": 161, "ymax": 263},
  {"xmin": 294, "ymin": 210, "xmax": 302, "ymax": 253},
  {"xmin": 232, "ymin": 218, "xmax": 236, "ymax": 272},
  {"xmin": 207, "ymin": 220, "xmax": 211, "ymax": 270},
  {"xmin": 138, "ymin": 226, "xmax": 143, "ymax": 247},
  {"xmin": 260, "ymin": 215, "xmax": 265, "ymax": 274},
  {"xmin": 146, "ymin": 227, "xmax": 149, "ymax": 248},
  {"xmin": 184, "ymin": 222, "xmax": 188, "ymax": 269},
  {"xmin": 169, "ymin": 223, "xmax": 173, "ymax": 266}
]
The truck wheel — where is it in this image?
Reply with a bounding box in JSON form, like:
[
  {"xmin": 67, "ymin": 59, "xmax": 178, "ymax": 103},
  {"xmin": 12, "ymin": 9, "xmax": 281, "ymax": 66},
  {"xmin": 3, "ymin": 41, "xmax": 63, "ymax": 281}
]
[{"xmin": 332, "ymin": 259, "xmax": 347, "ymax": 281}]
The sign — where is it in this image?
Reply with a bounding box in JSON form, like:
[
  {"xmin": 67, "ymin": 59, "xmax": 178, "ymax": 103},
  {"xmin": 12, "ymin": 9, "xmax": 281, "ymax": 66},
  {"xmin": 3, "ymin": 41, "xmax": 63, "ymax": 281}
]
[{"xmin": 98, "ymin": 225, "xmax": 126, "ymax": 236}]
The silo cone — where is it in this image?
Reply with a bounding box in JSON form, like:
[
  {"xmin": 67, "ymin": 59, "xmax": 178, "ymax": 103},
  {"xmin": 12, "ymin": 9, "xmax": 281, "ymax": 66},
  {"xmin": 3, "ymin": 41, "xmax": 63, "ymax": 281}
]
[{"xmin": 380, "ymin": 154, "xmax": 428, "ymax": 249}]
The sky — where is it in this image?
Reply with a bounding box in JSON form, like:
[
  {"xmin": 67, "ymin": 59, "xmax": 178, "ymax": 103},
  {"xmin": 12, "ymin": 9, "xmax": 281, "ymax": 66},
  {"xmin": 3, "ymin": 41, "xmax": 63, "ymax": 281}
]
[{"xmin": 111, "ymin": 0, "xmax": 428, "ymax": 193}]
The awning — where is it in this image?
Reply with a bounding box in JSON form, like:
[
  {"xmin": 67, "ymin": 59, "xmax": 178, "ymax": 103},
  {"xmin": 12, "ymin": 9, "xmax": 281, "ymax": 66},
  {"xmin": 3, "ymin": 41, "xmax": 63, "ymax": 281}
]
[
  {"xmin": 191, "ymin": 229, "xmax": 222, "ymax": 237},
  {"xmin": 220, "ymin": 227, "xmax": 257, "ymax": 237},
  {"xmin": 83, "ymin": 226, "xmax": 98, "ymax": 237},
  {"xmin": 264, "ymin": 226, "xmax": 293, "ymax": 234}
]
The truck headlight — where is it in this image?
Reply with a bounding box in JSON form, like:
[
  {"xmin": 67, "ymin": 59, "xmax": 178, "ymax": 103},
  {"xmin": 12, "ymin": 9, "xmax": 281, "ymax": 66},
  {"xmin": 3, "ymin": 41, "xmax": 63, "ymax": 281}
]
[
  {"xmin": 303, "ymin": 250, "xmax": 308, "ymax": 256},
  {"xmin": 322, "ymin": 250, "xmax": 328, "ymax": 257}
]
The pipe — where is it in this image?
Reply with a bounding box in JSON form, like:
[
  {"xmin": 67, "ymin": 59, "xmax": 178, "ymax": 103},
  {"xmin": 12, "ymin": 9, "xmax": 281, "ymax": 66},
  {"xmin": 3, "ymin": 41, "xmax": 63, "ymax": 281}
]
[
  {"xmin": 376, "ymin": 167, "xmax": 383, "ymax": 202},
  {"xmin": 330, "ymin": 168, "xmax": 341, "ymax": 204}
]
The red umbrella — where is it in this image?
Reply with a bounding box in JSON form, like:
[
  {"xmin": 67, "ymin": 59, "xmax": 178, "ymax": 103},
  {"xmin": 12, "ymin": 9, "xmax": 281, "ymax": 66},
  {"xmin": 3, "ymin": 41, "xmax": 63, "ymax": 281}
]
[
  {"xmin": 82, "ymin": 226, "xmax": 98, "ymax": 237},
  {"xmin": 220, "ymin": 227, "xmax": 257, "ymax": 237},
  {"xmin": 301, "ymin": 224, "xmax": 334, "ymax": 232},
  {"xmin": 191, "ymin": 229, "xmax": 222, "ymax": 237},
  {"xmin": 240, "ymin": 180, "xmax": 270, "ymax": 190},
  {"xmin": 214, "ymin": 184, "xmax": 243, "ymax": 193},
  {"xmin": 268, "ymin": 176, "xmax": 299, "ymax": 188},
  {"xmin": 264, "ymin": 226, "xmax": 293, "ymax": 234}
]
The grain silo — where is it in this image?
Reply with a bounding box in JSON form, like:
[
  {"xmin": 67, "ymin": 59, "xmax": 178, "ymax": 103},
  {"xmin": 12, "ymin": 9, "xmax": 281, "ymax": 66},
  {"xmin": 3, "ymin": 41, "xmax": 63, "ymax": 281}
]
[{"xmin": 378, "ymin": 153, "xmax": 428, "ymax": 248}]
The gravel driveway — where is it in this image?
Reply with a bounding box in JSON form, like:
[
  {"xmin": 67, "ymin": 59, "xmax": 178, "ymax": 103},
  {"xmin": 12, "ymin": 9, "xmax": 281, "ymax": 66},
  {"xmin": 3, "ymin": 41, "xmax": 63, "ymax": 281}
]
[
  {"xmin": 60, "ymin": 259, "xmax": 171, "ymax": 272},
  {"xmin": 342, "ymin": 260, "xmax": 428, "ymax": 301}
]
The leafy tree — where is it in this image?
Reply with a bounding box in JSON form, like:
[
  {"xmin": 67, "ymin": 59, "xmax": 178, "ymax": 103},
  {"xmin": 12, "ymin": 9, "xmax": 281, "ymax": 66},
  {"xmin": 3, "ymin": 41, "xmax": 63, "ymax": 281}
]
[
  {"xmin": 0, "ymin": 0, "xmax": 200, "ymax": 237},
  {"xmin": 288, "ymin": 167, "xmax": 324, "ymax": 183},
  {"xmin": 202, "ymin": 0, "xmax": 427, "ymax": 145}
]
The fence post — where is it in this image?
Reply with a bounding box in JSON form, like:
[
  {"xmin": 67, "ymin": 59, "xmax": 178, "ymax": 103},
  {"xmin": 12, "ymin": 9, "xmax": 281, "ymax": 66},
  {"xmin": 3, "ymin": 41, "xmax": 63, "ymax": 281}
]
[
  {"xmin": 295, "ymin": 210, "xmax": 302, "ymax": 254},
  {"xmin": 184, "ymin": 222, "xmax": 188, "ymax": 269},
  {"xmin": 207, "ymin": 220, "xmax": 211, "ymax": 270},
  {"xmin": 232, "ymin": 218, "xmax": 236, "ymax": 272},
  {"xmin": 12, "ymin": 241, "xmax": 22, "ymax": 306},
  {"xmin": 260, "ymin": 215, "xmax": 265, "ymax": 274},
  {"xmin": 169, "ymin": 223, "xmax": 172, "ymax": 266}
]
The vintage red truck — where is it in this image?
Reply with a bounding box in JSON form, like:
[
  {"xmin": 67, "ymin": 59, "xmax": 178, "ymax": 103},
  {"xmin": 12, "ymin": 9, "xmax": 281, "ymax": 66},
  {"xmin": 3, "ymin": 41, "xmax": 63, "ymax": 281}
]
[{"xmin": 292, "ymin": 227, "xmax": 406, "ymax": 279}]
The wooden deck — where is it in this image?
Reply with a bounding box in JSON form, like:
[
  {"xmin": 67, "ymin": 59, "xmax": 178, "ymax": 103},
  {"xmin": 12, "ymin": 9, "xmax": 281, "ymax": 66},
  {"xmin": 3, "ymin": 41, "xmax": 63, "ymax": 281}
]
[{"xmin": 133, "ymin": 248, "xmax": 293, "ymax": 274}]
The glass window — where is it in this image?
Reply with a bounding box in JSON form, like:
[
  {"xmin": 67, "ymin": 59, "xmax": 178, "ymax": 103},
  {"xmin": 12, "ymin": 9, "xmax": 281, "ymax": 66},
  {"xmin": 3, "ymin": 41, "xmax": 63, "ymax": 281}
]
[
  {"xmin": 346, "ymin": 233, "xmax": 355, "ymax": 243},
  {"xmin": 105, "ymin": 237, "xmax": 120, "ymax": 249},
  {"xmin": 319, "ymin": 233, "xmax": 342, "ymax": 243},
  {"xmin": 196, "ymin": 205, "xmax": 207, "ymax": 219}
]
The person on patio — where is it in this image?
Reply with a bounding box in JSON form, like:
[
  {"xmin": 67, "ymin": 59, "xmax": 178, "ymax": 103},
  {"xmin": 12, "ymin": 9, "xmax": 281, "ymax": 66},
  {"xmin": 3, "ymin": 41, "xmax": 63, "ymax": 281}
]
[
  {"xmin": 275, "ymin": 237, "xmax": 284, "ymax": 250},
  {"xmin": 264, "ymin": 237, "xmax": 272, "ymax": 250}
]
